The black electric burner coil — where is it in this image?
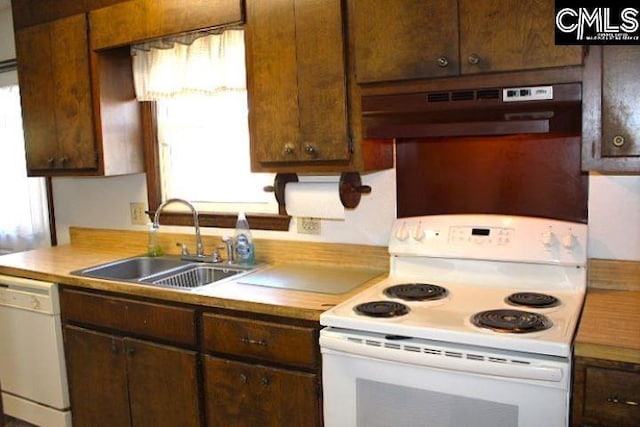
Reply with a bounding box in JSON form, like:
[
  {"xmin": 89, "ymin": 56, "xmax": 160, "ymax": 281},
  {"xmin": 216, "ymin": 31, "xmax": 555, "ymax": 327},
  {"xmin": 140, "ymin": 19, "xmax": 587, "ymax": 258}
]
[
  {"xmin": 506, "ymin": 292, "xmax": 560, "ymax": 308},
  {"xmin": 471, "ymin": 309, "xmax": 553, "ymax": 333},
  {"xmin": 353, "ymin": 301, "xmax": 410, "ymax": 318},
  {"xmin": 383, "ymin": 283, "xmax": 449, "ymax": 301}
]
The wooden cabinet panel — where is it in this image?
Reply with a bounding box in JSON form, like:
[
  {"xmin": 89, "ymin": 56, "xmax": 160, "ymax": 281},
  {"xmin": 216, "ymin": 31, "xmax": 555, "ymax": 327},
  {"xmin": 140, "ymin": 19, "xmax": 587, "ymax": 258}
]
[
  {"xmin": 203, "ymin": 356, "xmax": 321, "ymax": 427},
  {"xmin": 126, "ymin": 338, "xmax": 201, "ymax": 427},
  {"xmin": 16, "ymin": 14, "xmax": 97, "ymax": 173},
  {"xmin": 64, "ymin": 326, "xmax": 132, "ymax": 427},
  {"xmin": 582, "ymin": 46, "xmax": 640, "ymax": 171},
  {"xmin": 572, "ymin": 357, "xmax": 640, "ymax": 427},
  {"xmin": 353, "ymin": 0, "xmax": 459, "ymax": 83},
  {"xmin": 352, "ymin": 0, "xmax": 582, "ymax": 83},
  {"xmin": 246, "ymin": 0, "xmax": 351, "ymax": 169},
  {"xmin": 89, "ymin": 0, "xmax": 245, "ymax": 50},
  {"xmin": 64, "ymin": 319, "xmax": 202, "ymax": 426},
  {"xmin": 61, "ymin": 289, "xmax": 197, "ymax": 346},
  {"xmin": 202, "ymin": 313, "xmax": 318, "ymax": 369},
  {"xmin": 458, "ymin": 0, "xmax": 582, "ymax": 74}
]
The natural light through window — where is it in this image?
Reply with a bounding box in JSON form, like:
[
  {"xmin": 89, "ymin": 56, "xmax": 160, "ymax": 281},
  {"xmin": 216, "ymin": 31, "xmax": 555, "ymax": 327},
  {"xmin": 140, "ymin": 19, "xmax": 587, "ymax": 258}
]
[
  {"xmin": 132, "ymin": 29, "xmax": 277, "ymax": 214},
  {"xmin": 0, "ymin": 84, "xmax": 50, "ymax": 253}
]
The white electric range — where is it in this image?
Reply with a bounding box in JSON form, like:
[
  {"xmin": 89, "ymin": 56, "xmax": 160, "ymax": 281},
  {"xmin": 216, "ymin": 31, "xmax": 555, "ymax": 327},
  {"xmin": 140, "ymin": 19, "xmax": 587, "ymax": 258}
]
[{"xmin": 320, "ymin": 214, "xmax": 588, "ymax": 427}]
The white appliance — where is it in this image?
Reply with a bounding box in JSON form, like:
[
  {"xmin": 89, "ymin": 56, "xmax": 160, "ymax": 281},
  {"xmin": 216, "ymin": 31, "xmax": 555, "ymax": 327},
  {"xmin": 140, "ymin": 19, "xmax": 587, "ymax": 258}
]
[
  {"xmin": 320, "ymin": 214, "xmax": 588, "ymax": 427},
  {"xmin": 0, "ymin": 275, "xmax": 72, "ymax": 427}
]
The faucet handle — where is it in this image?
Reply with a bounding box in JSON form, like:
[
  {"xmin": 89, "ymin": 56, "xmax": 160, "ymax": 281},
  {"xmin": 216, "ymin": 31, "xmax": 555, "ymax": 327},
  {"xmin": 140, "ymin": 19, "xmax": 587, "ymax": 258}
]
[
  {"xmin": 176, "ymin": 242, "xmax": 189, "ymax": 256},
  {"xmin": 211, "ymin": 246, "xmax": 225, "ymax": 263}
]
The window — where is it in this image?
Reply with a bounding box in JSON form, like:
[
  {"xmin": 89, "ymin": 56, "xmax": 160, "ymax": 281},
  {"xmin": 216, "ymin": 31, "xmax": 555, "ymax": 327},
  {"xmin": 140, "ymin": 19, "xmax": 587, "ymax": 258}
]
[
  {"xmin": 0, "ymin": 83, "xmax": 50, "ymax": 253},
  {"xmin": 132, "ymin": 29, "xmax": 285, "ymax": 228}
]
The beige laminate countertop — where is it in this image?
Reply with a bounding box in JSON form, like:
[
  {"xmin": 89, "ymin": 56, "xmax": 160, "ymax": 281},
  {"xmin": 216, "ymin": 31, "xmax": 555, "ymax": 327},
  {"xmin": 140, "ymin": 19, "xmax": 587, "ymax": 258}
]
[
  {"xmin": 0, "ymin": 244, "xmax": 385, "ymax": 321},
  {"xmin": 575, "ymin": 289, "xmax": 640, "ymax": 364}
]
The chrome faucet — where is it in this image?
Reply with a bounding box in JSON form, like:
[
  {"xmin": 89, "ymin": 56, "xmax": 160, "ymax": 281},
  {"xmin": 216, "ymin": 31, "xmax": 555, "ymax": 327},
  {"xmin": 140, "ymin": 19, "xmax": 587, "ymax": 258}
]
[{"xmin": 153, "ymin": 198, "xmax": 204, "ymax": 259}]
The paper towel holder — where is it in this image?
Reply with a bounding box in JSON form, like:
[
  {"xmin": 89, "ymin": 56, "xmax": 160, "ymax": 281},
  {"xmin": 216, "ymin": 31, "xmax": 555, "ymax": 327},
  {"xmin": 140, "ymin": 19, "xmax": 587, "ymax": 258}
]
[
  {"xmin": 264, "ymin": 172, "xmax": 371, "ymax": 212},
  {"xmin": 263, "ymin": 173, "xmax": 299, "ymax": 215},
  {"xmin": 339, "ymin": 172, "xmax": 372, "ymax": 208}
]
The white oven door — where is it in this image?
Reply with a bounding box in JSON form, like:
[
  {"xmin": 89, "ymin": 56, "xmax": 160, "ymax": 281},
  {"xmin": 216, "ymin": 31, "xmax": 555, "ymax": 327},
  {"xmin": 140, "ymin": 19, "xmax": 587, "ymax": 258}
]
[{"xmin": 321, "ymin": 328, "xmax": 570, "ymax": 427}]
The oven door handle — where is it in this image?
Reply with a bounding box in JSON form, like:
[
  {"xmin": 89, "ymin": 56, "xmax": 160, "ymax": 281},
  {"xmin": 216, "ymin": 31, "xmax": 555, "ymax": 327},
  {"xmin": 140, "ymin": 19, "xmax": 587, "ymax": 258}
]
[{"xmin": 320, "ymin": 334, "xmax": 564, "ymax": 383}]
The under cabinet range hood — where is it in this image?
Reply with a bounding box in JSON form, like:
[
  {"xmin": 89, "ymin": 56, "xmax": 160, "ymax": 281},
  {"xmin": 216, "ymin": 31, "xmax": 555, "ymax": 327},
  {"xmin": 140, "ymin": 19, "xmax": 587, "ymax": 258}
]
[{"xmin": 361, "ymin": 83, "xmax": 582, "ymax": 138}]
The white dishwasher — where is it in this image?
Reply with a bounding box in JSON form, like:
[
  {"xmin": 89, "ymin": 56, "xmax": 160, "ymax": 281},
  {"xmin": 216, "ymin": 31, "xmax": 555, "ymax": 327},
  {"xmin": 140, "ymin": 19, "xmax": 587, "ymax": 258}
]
[{"xmin": 0, "ymin": 275, "xmax": 72, "ymax": 427}]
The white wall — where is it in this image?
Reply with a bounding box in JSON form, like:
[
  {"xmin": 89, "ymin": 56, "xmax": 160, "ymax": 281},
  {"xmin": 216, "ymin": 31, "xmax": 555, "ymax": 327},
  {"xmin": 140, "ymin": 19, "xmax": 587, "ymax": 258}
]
[{"xmin": 2, "ymin": 10, "xmax": 639, "ymax": 261}]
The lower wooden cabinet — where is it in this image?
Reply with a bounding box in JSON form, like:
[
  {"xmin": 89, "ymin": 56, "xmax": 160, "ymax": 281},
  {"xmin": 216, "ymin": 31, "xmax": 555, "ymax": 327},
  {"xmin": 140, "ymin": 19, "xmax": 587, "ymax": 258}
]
[
  {"xmin": 203, "ymin": 356, "xmax": 321, "ymax": 427},
  {"xmin": 60, "ymin": 287, "xmax": 323, "ymax": 426},
  {"xmin": 572, "ymin": 356, "xmax": 640, "ymax": 427},
  {"xmin": 201, "ymin": 311, "xmax": 323, "ymax": 426}
]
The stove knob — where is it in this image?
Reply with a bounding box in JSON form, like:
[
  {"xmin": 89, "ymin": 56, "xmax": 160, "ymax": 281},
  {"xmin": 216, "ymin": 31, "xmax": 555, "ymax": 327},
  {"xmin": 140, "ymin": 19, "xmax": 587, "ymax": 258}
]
[
  {"xmin": 541, "ymin": 230, "xmax": 554, "ymax": 247},
  {"xmin": 413, "ymin": 222, "xmax": 425, "ymax": 241},
  {"xmin": 562, "ymin": 232, "xmax": 575, "ymax": 249},
  {"xmin": 395, "ymin": 223, "xmax": 410, "ymax": 241}
]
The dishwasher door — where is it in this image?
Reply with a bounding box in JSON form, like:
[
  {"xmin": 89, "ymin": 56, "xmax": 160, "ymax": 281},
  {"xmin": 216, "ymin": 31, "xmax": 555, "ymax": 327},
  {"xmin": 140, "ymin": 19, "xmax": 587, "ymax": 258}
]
[{"xmin": 0, "ymin": 275, "xmax": 71, "ymax": 427}]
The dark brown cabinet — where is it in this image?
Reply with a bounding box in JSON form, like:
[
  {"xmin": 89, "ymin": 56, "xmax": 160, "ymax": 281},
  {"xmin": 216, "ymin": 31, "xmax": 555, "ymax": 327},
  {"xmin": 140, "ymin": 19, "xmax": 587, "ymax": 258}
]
[
  {"xmin": 572, "ymin": 356, "xmax": 640, "ymax": 427},
  {"xmin": 88, "ymin": 0, "xmax": 245, "ymax": 50},
  {"xmin": 582, "ymin": 46, "xmax": 640, "ymax": 172},
  {"xmin": 61, "ymin": 289, "xmax": 201, "ymax": 427},
  {"xmin": 201, "ymin": 312, "xmax": 322, "ymax": 426},
  {"xmin": 245, "ymin": 0, "xmax": 351, "ymax": 170},
  {"xmin": 14, "ymin": 13, "xmax": 143, "ymax": 176},
  {"xmin": 352, "ymin": 0, "xmax": 583, "ymax": 83},
  {"xmin": 203, "ymin": 356, "xmax": 320, "ymax": 427}
]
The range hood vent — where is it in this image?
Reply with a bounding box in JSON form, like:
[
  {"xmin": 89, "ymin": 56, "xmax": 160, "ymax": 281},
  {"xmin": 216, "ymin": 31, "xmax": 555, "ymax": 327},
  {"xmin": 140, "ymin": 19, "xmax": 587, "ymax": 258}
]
[{"xmin": 362, "ymin": 83, "xmax": 581, "ymax": 139}]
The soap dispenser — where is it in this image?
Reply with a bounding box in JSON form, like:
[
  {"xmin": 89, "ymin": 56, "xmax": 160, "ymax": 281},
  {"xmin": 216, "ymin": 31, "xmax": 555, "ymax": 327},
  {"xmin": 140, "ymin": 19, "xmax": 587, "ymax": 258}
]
[{"xmin": 234, "ymin": 212, "xmax": 255, "ymax": 265}]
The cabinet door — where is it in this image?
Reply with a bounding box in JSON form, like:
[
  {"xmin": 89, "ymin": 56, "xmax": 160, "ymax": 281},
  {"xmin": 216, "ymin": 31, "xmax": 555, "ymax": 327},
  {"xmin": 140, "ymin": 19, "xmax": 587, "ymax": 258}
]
[
  {"xmin": 582, "ymin": 46, "xmax": 640, "ymax": 171},
  {"xmin": 246, "ymin": 0, "xmax": 350, "ymax": 167},
  {"xmin": 125, "ymin": 338, "xmax": 202, "ymax": 427},
  {"xmin": 352, "ymin": 0, "xmax": 459, "ymax": 83},
  {"xmin": 64, "ymin": 326, "xmax": 131, "ymax": 427},
  {"xmin": 15, "ymin": 14, "xmax": 97, "ymax": 174},
  {"xmin": 459, "ymin": 0, "xmax": 583, "ymax": 74},
  {"xmin": 203, "ymin": 356, "xmax": 321, "ymax": 427},
  {"xmin": 601, "ymin": 47, "xmax": 640, "ymax": 158}
]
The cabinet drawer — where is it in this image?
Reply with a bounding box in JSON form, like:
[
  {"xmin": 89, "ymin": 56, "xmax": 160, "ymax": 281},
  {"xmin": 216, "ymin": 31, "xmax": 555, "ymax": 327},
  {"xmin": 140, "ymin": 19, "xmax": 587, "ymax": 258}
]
[
  {"xmin": 202, "ymin": 313, "xmax": 318, "ymax": 369},
  {"xmin": 61, "ymin": 289, "xmax": 197, "ymax": 346},
  {"xmin": 584, "ymin": 366, "xmax": 640, "ymax": 425}
]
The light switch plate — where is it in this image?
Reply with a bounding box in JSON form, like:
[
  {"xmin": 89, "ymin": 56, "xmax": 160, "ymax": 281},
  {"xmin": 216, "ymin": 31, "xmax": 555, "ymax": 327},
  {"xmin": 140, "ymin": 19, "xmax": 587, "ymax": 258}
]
[
  {"xmin": 130, "ymin": 202, "xmax": 148, "ymax": 225},
  {"xmin": 297, "ymin": 217, "xmax": 321, "ymax": 234}
]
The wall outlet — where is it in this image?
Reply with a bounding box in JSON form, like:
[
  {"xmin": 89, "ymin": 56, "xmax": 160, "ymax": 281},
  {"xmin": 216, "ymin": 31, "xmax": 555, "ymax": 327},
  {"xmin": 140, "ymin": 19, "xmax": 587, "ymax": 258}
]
[
  {"xmin": 297, "ymin": 217, "xmax": 321, "ymax": 235},
  {"xmin": 130, "ymin": 202, "xmax": 148, "ymax": 225}
]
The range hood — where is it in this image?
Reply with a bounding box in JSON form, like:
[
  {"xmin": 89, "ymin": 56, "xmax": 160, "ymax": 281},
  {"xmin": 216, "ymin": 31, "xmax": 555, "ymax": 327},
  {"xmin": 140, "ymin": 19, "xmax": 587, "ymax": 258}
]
[{"xmin": 361, "ymin": 83, "xmax": 581, "ymax": 139}]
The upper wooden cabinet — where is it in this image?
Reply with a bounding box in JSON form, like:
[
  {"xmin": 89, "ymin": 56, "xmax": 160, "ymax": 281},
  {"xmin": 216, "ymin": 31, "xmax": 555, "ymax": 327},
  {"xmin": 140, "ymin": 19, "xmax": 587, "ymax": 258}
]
[
  {"xmin": 88, "ymin": 0, "xmax": 245, "ymax": 50},
  {"xmin": 582, "ymin": 46, "xmax": 640, "ymax": 172},
  {"xmin": 14, "ymin": 14, "xmax": 143, "ymax": 176},
  {"xmin": 353, "ymin": 0, "xmax": 584, "ymax": 83},
  {"xmin": 245, "ymin": 0, "xmax": 352, "ymax": 170}
]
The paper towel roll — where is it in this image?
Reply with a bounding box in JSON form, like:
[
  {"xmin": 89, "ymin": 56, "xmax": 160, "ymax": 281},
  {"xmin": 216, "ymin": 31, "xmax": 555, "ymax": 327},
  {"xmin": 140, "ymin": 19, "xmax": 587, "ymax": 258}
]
[{"xmin": 285, "ymin": 182, "xmax": 345, "ymax": 219}]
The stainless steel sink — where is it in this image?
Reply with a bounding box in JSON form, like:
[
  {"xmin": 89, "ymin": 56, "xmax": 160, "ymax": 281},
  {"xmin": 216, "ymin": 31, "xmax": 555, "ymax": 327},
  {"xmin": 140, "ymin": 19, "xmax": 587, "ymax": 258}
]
[
  {"xmin": 72, "ymin": 256, "xmax": 258, "ymax": 290},
  {"xmin": 145, "ymin": 264, "xmax": 248, "ymax": 289}
]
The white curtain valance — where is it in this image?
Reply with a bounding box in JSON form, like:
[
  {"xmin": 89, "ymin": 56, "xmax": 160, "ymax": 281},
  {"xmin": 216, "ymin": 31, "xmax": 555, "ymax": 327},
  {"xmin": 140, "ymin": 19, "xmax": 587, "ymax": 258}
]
[{"xmin": 132, "ymin": 29, "xmax": 246, "ymax": 101}]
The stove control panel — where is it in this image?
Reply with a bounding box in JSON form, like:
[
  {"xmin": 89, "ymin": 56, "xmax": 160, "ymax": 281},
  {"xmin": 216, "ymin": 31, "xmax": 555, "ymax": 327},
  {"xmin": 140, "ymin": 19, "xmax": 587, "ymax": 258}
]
[{"xmin": 389, "ymin": 214, "xmax": 588, "ymax": 266}]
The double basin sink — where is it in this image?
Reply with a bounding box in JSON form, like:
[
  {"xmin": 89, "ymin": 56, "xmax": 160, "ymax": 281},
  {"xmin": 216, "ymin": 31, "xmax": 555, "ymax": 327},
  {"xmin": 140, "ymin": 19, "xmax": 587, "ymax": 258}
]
[{"xmin": 72, "ymin": 256, "xmax": 259, "ymax": 290}]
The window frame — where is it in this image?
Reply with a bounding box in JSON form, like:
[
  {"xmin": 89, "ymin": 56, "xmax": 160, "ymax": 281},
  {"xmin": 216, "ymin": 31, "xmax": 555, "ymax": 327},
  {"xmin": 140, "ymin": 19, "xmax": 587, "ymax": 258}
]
[{"xmin": 141, "ymin": 102, "xmax": 291, "ymax": 231}]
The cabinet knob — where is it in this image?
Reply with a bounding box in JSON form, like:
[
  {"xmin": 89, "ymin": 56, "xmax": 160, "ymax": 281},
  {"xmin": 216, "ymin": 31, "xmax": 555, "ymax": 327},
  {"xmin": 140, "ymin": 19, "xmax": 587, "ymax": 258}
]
[
  {"xmin": 47, "ymin": 157, "xmax": 55, "ymax": 167},
  {"xmin": 261, "ymin": 376, "xmax": 270, "ymax": 386},
  {"xmin": 239, "ymin": 373, "xmax": 248, "ymax": 384},
  {"xmin": 282, "ymin": 144, "xmax": 295, "ymax": 155},
  {"xmin": 437, "ymin": 56, "xmax": 449, "ymax": 68},
  {"xmin": 612, "ymin": 135, "xmax": 626, "ymax": 147},
  {"xmin": 468, "ymin": 53, "xmax": 481, "ymax": 65},
  {"xmin": 111, "ymin": 340, "xmax": 119, "ymax": 354},
  {"xmin": 59, "ymin": 157, "xmax": 69, "ymax": 167},
  {"xmin": 304, "ymin": 144, "xmax": 317, "ymax": 158}
]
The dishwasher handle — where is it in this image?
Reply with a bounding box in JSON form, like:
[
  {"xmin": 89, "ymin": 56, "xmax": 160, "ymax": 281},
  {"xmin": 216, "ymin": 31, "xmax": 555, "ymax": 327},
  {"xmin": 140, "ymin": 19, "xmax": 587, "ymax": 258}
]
[{"xmin": 0, "ymin": 275, "xmax": 58, "ymax": 314}]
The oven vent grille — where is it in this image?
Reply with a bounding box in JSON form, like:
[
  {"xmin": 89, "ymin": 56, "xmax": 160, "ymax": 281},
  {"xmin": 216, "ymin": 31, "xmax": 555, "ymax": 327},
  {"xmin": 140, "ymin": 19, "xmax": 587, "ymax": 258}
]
[{"xmin": 347, "ymin": 336, "xmax": 532, "ymax": 366}]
